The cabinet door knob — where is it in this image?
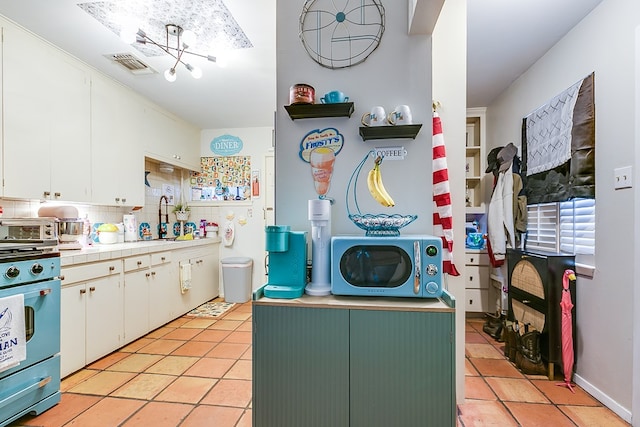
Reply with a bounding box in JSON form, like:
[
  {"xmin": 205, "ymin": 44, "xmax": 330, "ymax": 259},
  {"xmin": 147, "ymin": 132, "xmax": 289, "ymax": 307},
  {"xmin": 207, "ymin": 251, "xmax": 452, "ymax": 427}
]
[
  {"xmin": 146, "ymin": 272, "xmax": 151, "ymax": 277},
  {"xmin": 151, "ymin": 271, "xmax": 156, "ymax": 276},
  {"xmin": 59, "ymin": 275, "xmax": 65, "ymax": 281},
  {"xmin": 115, "ymin": 197, "xmax": 120, "ymax": 202},
  {"xmin": 471, "ymin": 257, "xmax": 475, "ymax": 263},
  {"xmin": 89, "ymin": 286, "xmax": 96, "ymax": 292},
  {"xmin": 80, "ymin": 288, "xmax": 87, "ymax": 294},
  {"xmin": 522, "ymin": 299, "xmax": 531, "ymax": 304},
  {"xmin": 54, "ymin": 192, "xmax": 61, "ymax": 198},
  {"xmin": 137, "ymin": 261, "xmax": 142, "ymax": 266},
  {"xmin": 109, "ymin": 266, "xmax": 115, "ymax": 271},
  {"xmin": 43, "ymin": 191, "xmax": 51, "ymax": 198}
]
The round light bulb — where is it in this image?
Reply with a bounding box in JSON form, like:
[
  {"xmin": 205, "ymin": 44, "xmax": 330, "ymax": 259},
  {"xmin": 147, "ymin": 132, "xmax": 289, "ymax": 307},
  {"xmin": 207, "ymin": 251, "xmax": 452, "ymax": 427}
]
[
  {"xmin": 164, "ymin": 68, "xmax": 177, "ymax": 82},
  {"xmin": 190, "ymin": 66, "xmax": 202, "ymax": 79}
]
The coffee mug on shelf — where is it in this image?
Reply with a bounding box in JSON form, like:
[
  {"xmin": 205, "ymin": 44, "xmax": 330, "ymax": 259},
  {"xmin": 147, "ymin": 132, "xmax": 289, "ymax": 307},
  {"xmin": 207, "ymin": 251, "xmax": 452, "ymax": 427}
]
[
  {"xmin": 387, "ymin": 105, "xmax": 413, "ymax": 125},
  {"xmin": 361, "ymin": 106, "xmax": 387, "ymax": 127},
  {"xmin": 320, "ymin": 90, "xmax": 349, "ymax": 104}
]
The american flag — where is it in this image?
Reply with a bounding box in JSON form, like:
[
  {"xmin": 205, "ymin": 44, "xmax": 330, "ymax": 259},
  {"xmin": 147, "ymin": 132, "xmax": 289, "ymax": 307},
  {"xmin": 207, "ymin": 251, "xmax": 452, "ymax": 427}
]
[{"xmin": 432, "ymin": 112, "xmax": 460, "ymax": 276}]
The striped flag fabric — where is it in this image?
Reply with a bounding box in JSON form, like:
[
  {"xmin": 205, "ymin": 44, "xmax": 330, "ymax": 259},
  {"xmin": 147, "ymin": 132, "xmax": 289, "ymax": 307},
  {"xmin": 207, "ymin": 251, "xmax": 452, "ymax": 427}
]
[{"xmin": 432, "ymin": 112, "xmax": 460, "ymax": 276}]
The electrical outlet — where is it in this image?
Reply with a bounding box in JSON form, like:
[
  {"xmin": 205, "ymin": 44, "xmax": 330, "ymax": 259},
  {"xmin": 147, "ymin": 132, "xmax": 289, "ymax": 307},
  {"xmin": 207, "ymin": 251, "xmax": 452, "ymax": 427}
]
[{"xmin": 614, "ymin": 166, "xmax": 633, "ymax": 190}]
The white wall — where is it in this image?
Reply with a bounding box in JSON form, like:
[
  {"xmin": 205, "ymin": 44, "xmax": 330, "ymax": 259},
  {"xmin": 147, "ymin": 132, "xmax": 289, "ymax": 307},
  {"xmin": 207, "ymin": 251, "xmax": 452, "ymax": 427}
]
[
  {"xmin": 275, "ymin": 1, "xmax": 432, "ymax": 235},
  {"xmin": 432, "ymin": 0, "xmax": 467, "ymax": 404},
  {"xmin": 199, "ymin": 127, "xmax": 274, "ymax": 294},
  {"xmin": 486, "ymin": 0, "xmax": 639, "ymax": 421}
]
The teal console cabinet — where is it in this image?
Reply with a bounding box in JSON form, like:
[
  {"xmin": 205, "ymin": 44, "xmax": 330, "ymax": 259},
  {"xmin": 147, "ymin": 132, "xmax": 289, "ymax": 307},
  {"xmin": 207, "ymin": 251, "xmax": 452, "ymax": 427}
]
[{"xmin": 252, "ymin": 292, "xmax": 456, "ymax": 427}]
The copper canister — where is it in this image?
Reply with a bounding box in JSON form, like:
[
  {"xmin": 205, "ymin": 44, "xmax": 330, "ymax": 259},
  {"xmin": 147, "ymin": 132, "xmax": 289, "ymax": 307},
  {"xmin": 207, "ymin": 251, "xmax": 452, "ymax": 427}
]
[{"xmin": 289, "ymin": 83, "xmax": 315, "ymax": 104}]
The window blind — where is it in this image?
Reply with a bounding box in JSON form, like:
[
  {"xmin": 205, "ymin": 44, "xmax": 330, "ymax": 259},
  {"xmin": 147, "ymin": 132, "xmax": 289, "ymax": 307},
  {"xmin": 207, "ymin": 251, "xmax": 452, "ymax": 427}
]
[{"xmin": 526, "ymin": 198, "xmax": 595, "ymax": 265}]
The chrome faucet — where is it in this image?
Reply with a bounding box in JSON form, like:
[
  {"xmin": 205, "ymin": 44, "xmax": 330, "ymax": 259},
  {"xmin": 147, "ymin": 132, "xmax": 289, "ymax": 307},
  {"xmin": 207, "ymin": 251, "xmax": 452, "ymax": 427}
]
[{"xmin": 158, "ymin": 195, "xmax": 169, "ymax": 239}]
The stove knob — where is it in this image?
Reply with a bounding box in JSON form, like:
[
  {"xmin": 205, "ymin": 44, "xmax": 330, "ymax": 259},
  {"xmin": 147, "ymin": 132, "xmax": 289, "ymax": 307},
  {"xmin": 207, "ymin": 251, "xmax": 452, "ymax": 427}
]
[
  {"xmin": 31, "ymin": 263, "xmax": 44, "ymax": 275},
  {"xmin": 5, "ymin": 266, "xmax": 20, "ymax": 279}
]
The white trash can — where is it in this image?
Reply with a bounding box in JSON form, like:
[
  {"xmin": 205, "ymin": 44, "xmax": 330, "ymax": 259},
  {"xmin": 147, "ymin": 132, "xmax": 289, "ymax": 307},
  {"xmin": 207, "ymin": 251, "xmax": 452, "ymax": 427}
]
[{"xmin": 221, "ymin": 257, "xmax": 253, "ymax": 303}]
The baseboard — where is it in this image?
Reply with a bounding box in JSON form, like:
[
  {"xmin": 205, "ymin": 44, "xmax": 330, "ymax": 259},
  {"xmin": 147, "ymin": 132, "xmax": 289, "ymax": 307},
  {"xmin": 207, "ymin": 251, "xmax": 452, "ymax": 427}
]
[{"xmin": 573, "ymin": 374, "xmax": 632, "ymax": 423}]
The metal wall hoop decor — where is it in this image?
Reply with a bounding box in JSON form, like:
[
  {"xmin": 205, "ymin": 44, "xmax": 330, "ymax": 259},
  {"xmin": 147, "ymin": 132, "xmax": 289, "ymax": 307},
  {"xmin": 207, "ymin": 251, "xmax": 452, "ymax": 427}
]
[{"xmin": 299, "ymin": 0, "xmax": 385, "ymax": 69}]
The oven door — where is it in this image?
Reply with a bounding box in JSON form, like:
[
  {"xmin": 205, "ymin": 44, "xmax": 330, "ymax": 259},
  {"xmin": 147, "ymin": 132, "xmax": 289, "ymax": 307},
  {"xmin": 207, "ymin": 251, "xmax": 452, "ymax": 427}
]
[{"xmin": 0, "ymin": 279, "xmax": 60, "ymax": 379}]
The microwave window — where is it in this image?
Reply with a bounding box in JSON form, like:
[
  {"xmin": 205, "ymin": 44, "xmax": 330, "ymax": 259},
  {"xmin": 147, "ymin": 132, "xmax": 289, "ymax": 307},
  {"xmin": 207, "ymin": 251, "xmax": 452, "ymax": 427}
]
[
  {"xmin": 2, "ymin": 225, "xmax": 41, "ymax": 240},
  {"xmin": 339, "ymin": 245, "xmax": 411, "ymax": 288}
]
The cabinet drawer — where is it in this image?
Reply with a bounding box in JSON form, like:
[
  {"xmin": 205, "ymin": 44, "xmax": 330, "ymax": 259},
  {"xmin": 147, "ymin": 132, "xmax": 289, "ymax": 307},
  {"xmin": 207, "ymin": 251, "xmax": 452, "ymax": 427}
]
[
  {"xmin": 151, "ymin": 251, "xmax": 172, "ymax": 265},
  {"xmin": 465, "ymin": 251, "xmax": 489, "ymax": 265},
  {"xmin": 466, "ymin": 289, "xmax": 489, "ymax": 312},
  {"xmin": 62, "ymin": 260, "xmax": 122, "ymax": 285},
  {"xmin": 124, "ymin": 255, "xmax": 150, "ymax": 272},
  {"xmin": 466, "ymin": 265, "xmax": 489, "ymax": 289}
]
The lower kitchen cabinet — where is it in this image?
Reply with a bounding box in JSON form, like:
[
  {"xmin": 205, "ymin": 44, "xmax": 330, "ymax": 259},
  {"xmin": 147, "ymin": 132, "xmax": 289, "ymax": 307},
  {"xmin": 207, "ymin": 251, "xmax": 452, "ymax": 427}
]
[
  {"xmin": 252, "ymin": 294, "xmax": 456, "ymax": 427},
  {"xmin": 190, "ymin": 252, "xmax": 219, "ymax": 306},
  {"xmin": 60, "ymin": 260, "xmax": 123, "ymax": 378},
  {"xmin": 60, "ymin": 241, "xmax": 221, "ymax": 377},
  {"xmin": 123, "ymin": 255, "xmax": 152, "ymax": 343},
  {"xmin": 149, "ymin": 252, "xmax": 176, "ymax": 330},
  {"xmin": 174, "ymin": 246, "xmax": 220, "ymax": 315}
]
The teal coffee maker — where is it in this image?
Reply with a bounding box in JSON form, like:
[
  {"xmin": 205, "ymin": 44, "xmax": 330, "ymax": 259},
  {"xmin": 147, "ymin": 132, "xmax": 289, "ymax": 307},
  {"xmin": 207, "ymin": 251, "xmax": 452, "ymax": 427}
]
[{"xmin": 264, "ymin": 225, "xmax": 308, "ymax": 298}]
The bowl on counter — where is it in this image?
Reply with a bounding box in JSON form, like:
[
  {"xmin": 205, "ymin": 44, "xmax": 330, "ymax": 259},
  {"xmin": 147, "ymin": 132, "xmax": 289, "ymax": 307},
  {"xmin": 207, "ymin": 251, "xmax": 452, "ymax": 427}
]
[{"xmin": 97, "ymin": 223, "xmax": 119, "ymax": 244}]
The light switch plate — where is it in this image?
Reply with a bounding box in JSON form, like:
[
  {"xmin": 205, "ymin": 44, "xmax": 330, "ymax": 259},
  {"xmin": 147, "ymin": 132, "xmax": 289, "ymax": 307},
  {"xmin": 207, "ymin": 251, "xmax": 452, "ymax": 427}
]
[{"xmin": 614, "ymin": 166, "xmax": 632, "ymax": 189}]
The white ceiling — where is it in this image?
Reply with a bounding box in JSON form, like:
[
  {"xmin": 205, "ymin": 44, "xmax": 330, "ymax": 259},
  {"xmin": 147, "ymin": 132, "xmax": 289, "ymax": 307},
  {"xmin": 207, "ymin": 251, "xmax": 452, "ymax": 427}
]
[{"xmin": 0, "ymin": 0, "xmax": 603, "ymax": 130}]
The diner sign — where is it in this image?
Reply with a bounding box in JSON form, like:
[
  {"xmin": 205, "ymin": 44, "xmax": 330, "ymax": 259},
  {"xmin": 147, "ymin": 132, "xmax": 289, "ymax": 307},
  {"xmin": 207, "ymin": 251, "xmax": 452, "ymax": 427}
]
[{"xmin": 210, "ymin": 134, "xmax": 243, "ymax": 156}]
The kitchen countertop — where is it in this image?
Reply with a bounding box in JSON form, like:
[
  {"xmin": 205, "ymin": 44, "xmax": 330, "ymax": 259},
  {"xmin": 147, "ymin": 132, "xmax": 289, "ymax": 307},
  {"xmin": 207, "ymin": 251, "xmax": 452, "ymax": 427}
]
[
  {"xmin": 253, "ymin": 287, "xmax": 455, "ymax": 312},
  {"xmin": 59, "ymin": 237, "xmax": 221, "ymax": 267}
]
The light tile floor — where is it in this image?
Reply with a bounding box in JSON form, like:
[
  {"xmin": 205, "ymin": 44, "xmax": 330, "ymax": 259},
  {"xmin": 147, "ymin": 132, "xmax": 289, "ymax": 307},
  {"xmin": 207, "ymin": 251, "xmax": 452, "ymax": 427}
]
[
  {"xmin": 459, "ymin": 317, "xmax": 631, "ymax": 427},
  {"xmin": 10, "ymin": 305, "xmax": 631, "ymax": 426}
]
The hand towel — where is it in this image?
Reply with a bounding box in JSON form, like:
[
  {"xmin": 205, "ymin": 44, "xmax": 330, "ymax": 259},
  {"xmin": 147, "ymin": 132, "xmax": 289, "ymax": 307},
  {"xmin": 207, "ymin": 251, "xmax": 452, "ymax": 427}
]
[{"xmin": 0, "ymin": 294, "xmax": 26, "ymax": 373}]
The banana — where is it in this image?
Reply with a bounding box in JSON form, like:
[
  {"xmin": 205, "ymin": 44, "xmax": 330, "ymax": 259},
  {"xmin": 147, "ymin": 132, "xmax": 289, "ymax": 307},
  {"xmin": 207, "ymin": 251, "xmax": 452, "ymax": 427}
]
[{"xmin": 367, "ymin": 157, "xmax": 395, "ymax": 207}]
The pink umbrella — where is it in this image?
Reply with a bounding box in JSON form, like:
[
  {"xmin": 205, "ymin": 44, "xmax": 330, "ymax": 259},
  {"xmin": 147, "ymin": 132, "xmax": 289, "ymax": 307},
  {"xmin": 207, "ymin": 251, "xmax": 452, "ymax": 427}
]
[{"xmin": 557, "ymin": 269, "xmax": 577, "ymax": 392}]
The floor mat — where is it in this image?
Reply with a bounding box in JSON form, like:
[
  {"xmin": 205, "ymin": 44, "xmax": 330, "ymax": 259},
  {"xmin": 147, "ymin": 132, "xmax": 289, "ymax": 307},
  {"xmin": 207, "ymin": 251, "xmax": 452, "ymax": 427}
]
[{"xmin": 186, "ymin": 301, "xmax": 236, "ymax": 318}]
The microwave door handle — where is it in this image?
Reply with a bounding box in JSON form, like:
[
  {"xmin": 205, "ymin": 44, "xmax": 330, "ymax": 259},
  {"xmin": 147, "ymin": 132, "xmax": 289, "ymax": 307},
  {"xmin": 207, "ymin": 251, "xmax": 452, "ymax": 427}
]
[{"xmin": 414, "ymin": 241, "xmax": 421, "ymax": 294}]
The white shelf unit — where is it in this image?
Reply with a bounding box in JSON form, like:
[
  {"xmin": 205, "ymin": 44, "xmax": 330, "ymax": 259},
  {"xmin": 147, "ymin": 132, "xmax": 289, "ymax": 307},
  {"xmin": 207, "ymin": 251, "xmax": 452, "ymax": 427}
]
[{"xmin": 465, "ymin": 108, "xmax": 487, "ymax": 214}]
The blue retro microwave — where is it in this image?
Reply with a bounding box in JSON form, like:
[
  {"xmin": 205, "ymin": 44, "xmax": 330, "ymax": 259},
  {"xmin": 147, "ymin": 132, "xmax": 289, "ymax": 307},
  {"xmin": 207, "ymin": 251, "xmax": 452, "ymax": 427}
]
[{"xmin": 331, "ymin": 235, "xmax": 443, "ymax": 298}]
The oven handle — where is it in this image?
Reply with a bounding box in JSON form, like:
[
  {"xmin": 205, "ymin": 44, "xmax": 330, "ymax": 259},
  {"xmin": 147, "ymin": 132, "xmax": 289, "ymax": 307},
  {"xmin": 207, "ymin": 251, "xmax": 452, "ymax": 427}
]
[
  {"xmin": 0, "ymin": 376, "xmax": 52, "ymax": 410},
  {"xmin": 22, "ymin": 288, "xmax": 52, "ymax": 299}
]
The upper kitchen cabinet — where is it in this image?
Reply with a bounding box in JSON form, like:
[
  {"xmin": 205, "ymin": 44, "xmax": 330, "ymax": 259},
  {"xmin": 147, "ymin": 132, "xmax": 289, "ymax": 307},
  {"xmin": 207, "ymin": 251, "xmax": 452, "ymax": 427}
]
[
  {"xmin": 91, "ymin": 75, "xmax": 145, "ymax": 206},
  {"xmin": 465, "ymin": 108, "xmax": 487, "ymax": 214},
  {"xmin": 2, "ymin": 24, "xmax": 91, "ymax": 202},
  {"xmin": 142, "ymin": 106, "xmax": 200, "ymax": 172}
]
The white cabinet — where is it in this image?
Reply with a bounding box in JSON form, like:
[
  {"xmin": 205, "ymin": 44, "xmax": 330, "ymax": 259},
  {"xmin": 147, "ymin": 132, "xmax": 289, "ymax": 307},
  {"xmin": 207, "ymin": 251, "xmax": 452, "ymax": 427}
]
[
  {"xmin": 465, "ymin": 108, "xmax": 487, "ymax": 214},
  {"xmin": 60, "ymin": 260, "xmax": 123, "ymax": 377},
  {"xmin": 465, "ymin": 250, "xmax": 490, "ymax": 312},
  {"xmin": 190, "ymin": 252, "xmax": 219, "ymax": 306},
  {"xmin": 149, "ymin": 251, "xmax": 177, "ymax": 330},
  {"xmin": 2, "ymin": 24, "xmax": 91, "ymax": 202},
  {"xmin": 143, "ymin": 105, "xmax": 200, "ymax": 171},
  {"xmin": 90, "ymin": 75, "xmax": 145, "ymax": 206},
  {"xmin": 174, "ymin": 246, "xmax": 220, "ymax": 313},
  {"xmin": 123, "ymin": 255, "xmax": 152, "ymax": 342}
]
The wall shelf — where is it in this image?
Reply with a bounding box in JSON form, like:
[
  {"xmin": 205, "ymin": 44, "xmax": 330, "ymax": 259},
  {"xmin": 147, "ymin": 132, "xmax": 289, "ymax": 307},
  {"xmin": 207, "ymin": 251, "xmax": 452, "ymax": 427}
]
[
  {"xmin": 359, "ymin": 124, "xmax": 422, "ymax": 141},
  {"xmin": 284, "ymin": 102, "xmax": 354, "ymax": 120}
]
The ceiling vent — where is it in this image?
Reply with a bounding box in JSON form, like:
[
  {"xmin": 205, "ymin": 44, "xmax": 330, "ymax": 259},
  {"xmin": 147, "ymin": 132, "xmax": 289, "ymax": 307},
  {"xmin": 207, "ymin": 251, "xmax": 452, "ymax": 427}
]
[{"xmin": 105, "ymin": 53, "xmax": 156, "ymax": 75}]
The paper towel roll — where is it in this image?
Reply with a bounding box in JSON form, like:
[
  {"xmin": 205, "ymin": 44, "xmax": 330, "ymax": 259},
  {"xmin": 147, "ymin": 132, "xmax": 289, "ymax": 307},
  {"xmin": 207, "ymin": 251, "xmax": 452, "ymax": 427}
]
[{"xmin": 123, "ymin": 214, "xmax": 138, "ymax": 242}]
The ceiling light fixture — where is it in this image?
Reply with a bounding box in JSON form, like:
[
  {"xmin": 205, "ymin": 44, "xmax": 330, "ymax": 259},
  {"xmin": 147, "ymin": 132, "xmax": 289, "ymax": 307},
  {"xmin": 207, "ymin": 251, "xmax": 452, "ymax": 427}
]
[{"xmin": 122, "ymin": 24, "xmax": 216, "ymax": 82}]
